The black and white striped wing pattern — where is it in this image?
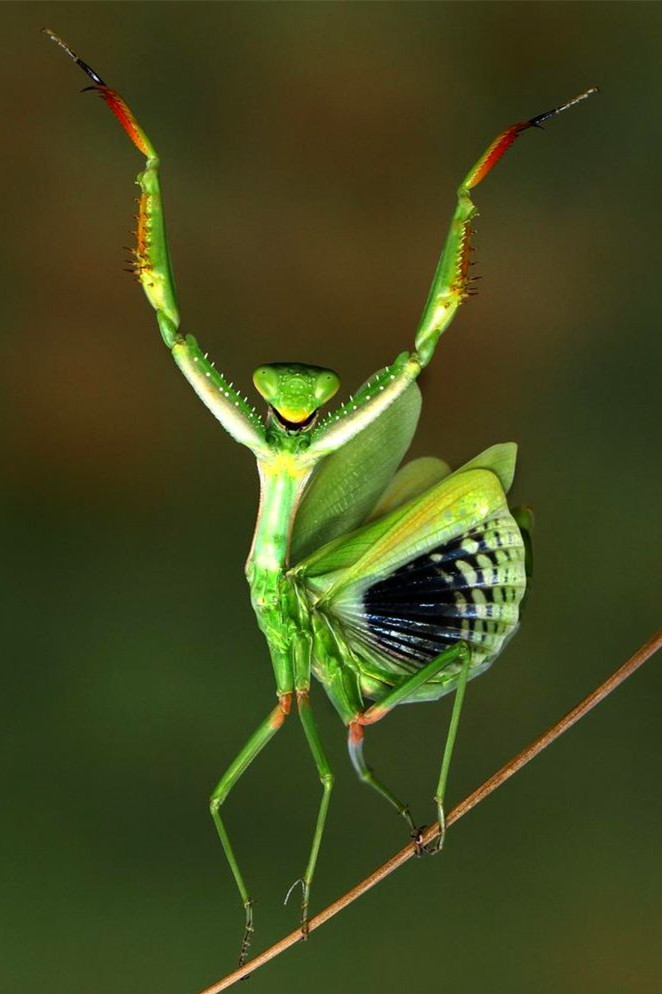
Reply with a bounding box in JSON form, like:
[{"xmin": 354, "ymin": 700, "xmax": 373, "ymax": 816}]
[{"xmin": 332, "ymin": 507, "xmax": 527, "ymax": 689}]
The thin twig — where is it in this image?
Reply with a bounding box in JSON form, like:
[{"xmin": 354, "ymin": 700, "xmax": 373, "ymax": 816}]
[{"xmin": 196, "ymin": 626, "xmax": 662, "ymax": 994}]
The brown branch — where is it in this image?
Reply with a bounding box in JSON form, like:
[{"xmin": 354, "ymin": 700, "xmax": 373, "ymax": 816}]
[{"xmin": 196, "ymin": 626, "xmax": 662, "ymax": 994}]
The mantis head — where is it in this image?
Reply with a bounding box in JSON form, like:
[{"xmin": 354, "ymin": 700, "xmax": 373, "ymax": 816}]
[{"xmin": 253, "ymin": 363, "xmax": 340, "ymax": 431}]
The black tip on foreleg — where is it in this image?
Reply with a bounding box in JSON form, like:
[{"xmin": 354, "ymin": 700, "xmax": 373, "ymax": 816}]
[
  {"xmin": 42, "ymin": 28, "xmax": 107, "ymax": 87},
  {"xmin": 528, "ymin": 86, "xmax": 599, "ymax": 129}
]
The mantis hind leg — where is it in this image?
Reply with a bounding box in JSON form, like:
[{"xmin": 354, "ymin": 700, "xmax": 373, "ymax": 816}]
[
  {"xmin": 209, "ymin": 693, "xmax": 291, "ymax": 966},
  {"xmin": 348, "ymin": 642, "xmax": 471, "ymax": 851},
  {"xmin": 347, "ymin": 722, "xmax": 417, "ymax": 834},
  {"xmin": 429, "ymin": 642, "xmax": 471, "ymax": 853}
]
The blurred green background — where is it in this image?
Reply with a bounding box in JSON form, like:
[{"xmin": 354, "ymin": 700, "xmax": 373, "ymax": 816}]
[{"xmin": 2, "ymin": 3, "xmax": 661, "ymax": 993}]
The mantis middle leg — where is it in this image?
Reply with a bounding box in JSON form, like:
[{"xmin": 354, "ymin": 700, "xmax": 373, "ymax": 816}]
[
  {"xmin": 292, "ymin": 690, "xmax": 334, "ymax": 937},
  {"xmin": 209, "ymin": 693, "xmax": 291, "ymax": 966}
]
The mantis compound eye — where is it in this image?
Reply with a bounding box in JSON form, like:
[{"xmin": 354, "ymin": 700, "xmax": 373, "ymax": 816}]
[
  {"xmin": 312, "ymin": 369, "xmax": 340, "ymax": 406},
  {"xmin": 252, "ymin": 366, "xmax": 281, "ymax": 405},
  {"xmin": 253, "ymin": 363, "xmax": 340, "ymax": 429}
]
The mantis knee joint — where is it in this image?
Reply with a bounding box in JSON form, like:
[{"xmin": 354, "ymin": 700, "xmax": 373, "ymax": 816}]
[{"xmin": 209, "ymin": 790, "xmax": 227, "ymax": 814}]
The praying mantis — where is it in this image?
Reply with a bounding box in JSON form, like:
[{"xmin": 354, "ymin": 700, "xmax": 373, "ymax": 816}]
[{"xmin": 45, "ymin": 28, "xmax": 596, "ymax": 966}]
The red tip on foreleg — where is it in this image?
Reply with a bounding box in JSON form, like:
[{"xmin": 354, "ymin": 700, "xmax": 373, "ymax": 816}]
[
  {"xmin": 43, "ymin": 28, "xmax": 156, "ymax": 158},
  {"xmin": 463, "ymin": 86, "xmax": 598, "ymax": 191},
  {"xmin": 464, "ymin": 121, "xmax": 528, "ymax": 189},
  {"xmin": 90, "ymin": 86, "xmax": 155, "ymax": 158}
]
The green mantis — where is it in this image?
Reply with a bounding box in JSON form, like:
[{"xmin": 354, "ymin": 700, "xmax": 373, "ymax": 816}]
[{"xmin": 45, "ymin": 29, "xmax": 596, "ymax": 966}]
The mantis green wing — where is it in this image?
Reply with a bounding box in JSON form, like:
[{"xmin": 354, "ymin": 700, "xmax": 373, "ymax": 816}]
[
  {"xmin": 290, "ymin": 382, "xmax": 422, "ymax": 563},
  {"xmin": 296, "ymin": 442, "xmax": 517, "ymax": 578},
  {"xmin": 291, "ymin": 389, "xmax": 516, "ymax": 568},
  {"xmin": 367, "ymin": 456, "xmax": 452, "ymax": 520}
]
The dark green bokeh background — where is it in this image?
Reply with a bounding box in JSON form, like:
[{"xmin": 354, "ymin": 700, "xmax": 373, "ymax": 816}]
[{"xmin": 2, "ymin": 4, "xmax": 661, "ymax": 993}]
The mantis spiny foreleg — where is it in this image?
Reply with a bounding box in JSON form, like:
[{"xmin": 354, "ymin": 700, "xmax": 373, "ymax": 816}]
[
  {"xmin": 43, "ymin": 29, "xmax": 269, "ymax": 457},
  {"xmin": 307, "ymin": 88, "xmax": 597, "ymax": 462},
  {"xmin": 414, "ymin": 88, "xmax": 598, "ymax": 366}
]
